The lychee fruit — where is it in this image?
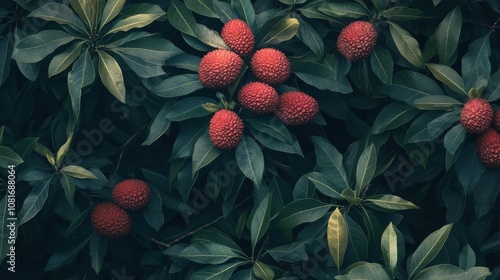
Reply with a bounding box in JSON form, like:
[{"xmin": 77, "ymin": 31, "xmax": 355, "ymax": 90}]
[
  {"xmin": 112, "ymin": 179, "xmax": 151, "ymax": 211},
  {"xmin": 238, "ymin": 82, "xmax": 279, "ymax": 114},
  {"xmin": 493, "ymin": 110, "xmax": 500, "ymax": 132},
  {"xmin": 250, "ymin": 48, "xmax": 290, "ymax": 85},
  {"xmin": 221, "ymin": 19, "xmax": 255, "ymax": 58},
  {"xmin": 275, "ymin": 91, "xmax": 319, "ymax": 126},
  {"xmin": 209, "ymin": 109, "xmax": 244, "ymax": 150},
  {"xmin": 460, "ymin": 98, "xmax": 493, "ymax": 134},
  {"xmin": 337, "ymin": 21, "xmax": 377, "ymax": 62},
  {"xmin": 199, "ymin": 49, "xmax": 243, "ymax": 88},
  {"xmin": 91, "ymin": 202, "xmax": 131, "ymax": 239},
  {"xmin": 476, "ymin": 128, "xmax": 500, "ymax": 168}
]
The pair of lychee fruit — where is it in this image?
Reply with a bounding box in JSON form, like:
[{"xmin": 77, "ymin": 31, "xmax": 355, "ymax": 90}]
[
  {"xmin": 91, "ymin": 179, "xmax": 151, "ymax": 239},
  {"xmin": 460, "ymin": 98, "xmax": 500, "ymax": 168}
]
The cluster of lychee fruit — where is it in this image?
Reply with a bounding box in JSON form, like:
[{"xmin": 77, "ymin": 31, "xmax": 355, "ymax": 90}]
[
  {"xmin": 460, "ymin": 98, "xmax": 500, "ymax": 168},
  {"xmin": 198, "ymin": 19, "xmax": 320, "ymax": 150},
  {"xmin": 90, "ymin": 179, "xmax": 151, "ymax": 239}
]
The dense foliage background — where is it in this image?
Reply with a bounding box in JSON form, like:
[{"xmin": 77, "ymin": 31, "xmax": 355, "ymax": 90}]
[{"xmin": 1, "ymin": 0, "xmax": 500, "ymax": 279}]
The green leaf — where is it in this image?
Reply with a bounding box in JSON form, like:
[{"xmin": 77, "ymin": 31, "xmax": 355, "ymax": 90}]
[
  {"xmin": 296, "ymin": 15, "xmax": 324, "ymax": 57},
  {"xmin": 257, "ymin": 17, "xmax": 299, "ymax": 47},
  {"xmin": 435, "ymin": 7, "xmax": 461, "ymax": 65},
  {"xmin": 236, "ymin": 135, "xmax": 264, "ymax": 186},
  {"xmin": 168, "ymin": 0, "xmax": 197, "ymax": 36},
  {"xmin": 0, "ymin": 33, "xmax": 13, "ymax": 86},
  {"xmin": 69, "ymin": 0, "xmax": 93, "ymax": 28},
  {"xmin": 372, "ymin": 0, "xmax": 389, "ymax": 11},
  {"xmin": 68, "ymin": 49, "xmax": 95, "ymax": 119},
  {"xmin": 34, "ymin": 143, "xmax": 56, "ymax": 167},
  {"xmin": 365, "ymin": 194, "xmax": 419, "ymax": 211},
  {"xmin": 319, "ymin": 1, "xmax": 370, "ymax": 18},
  {"xmin": 56, "ymin": 133, "xmax": 73, "ymax": 168},
  {"xmin": 370, "ymin": 46, "xmax": 393, "ymax": 84},
  {"xmin": 444, "ymin": 124, "xmax": 466, "ymax": 156},
  {"xmin": 89, "ymin": 233, "xmax": 107, "ymax": 274},
  {"xmin": 15, "ymin": 137, "xmax": 38, "ymax": 159},
  {"xmin": 411, "ymin": 95, "xmax": 462, "ymax": 110},
  {"xmin": 232, "ymin": 0, "xmax": 255, "ymax": 29},
  {"xmin": 143, "ymin": 186, "xmax": 164, "ymax": 231},
  {"xmin": 454, "ymin": 145, "xmax": 486, "ymax": 194},
  {"xmin": 104, "ymin": 5, "xmax": 164, "ymax": 35},
  {"xmin": 17, "ymin": 177, "xmax": 53, "ymax": 226},
  {"xmin": 13, "ymin": 30, "xmax": 76, "ymax": 63},
  {"xmin": 28, "ymin": 3, "xmax": 88, "ymax": 35},
  {"xmin": 185, "ymin": 0, "xmax": 217, "ymax": 17},
  {"xmin": 381, "ymin": 222, "xmax": 398, "ymax": 278},
  {"xmin": 114, "ymin": 37, "xmax": 183, "ymax": 65},
  {"xmin": 474, "ymin": 172, "xmax": 500, "ymax": 219},
  {"xmin": 414, "ymin": 264, "xmax": 490, "ymax": 280},
  {"xmin": 274, "ymin": 198, "xmax": 330, "ymax": 229},
  {"xmin": 97, "ymin": 50, "xmax": 126, "ymax": 103},
  {"xmin": 99, "ymin": 0, "xmax": 126, "ymax": 29},
  {"xmin": 459, "ymin": 244, "xmax": 476, "ymax": 270},
  {"xmin": 246, "ymin": 117, "xmax": 293, "ymax": 144},
  {"xmin": 60, "ymin": 173, "xmax": 75, "ymax": 208},
  {"xmin": 213, "ymin": 0, "xmax": 238, "ymax": 23},
  {"xmin": 0, "ymin": 146, "xmax": 24, "ymax": 168},
  {"xmin": 306, "ymin": 172, "xmax": 345, "ymax": 199},
  {"xmin": 178, "ymin": 242, "xmax": 244, "ymax": 264},
  {"xmin": 168, "ymin": 97, "xmax": 215, "ymax": 121},
  {"xmin": 142, "ymin": 101, "xmax": 173, "ymax": 146},
  {"xmin": 339, "ymin": 262, "xmax": 391, "ymax": 279},
  {"xmin": 371, "ymin": 103, "xmax": 419, "ymax": 134},
  {"xmin": 462, "ymin": 34, "xmax": 491, "ymax": 92},
  {"xmin": 388, "ymin": 22, "xmax": 423, "ymax": 68},
  {"xmin": 191, "ymin": 261, "xmax": 245, "ymax": 280},
  {"xmin": 151, "ymin": 74, "xmax": 204, "ymax": 98},
  {"xmin": 267, "ymin": 242, "xmax": 308, "ymax": 263},
  {"xmin": 251, "ymin": 193, "xmax": 271, "ymax": 254},
  {"xmin": 192, "ymin": 134, "xmax": 221, "ymax": 174},
  {"xmin": 60, "ymin": 165, "xmax": 97, "ymax": 179},
  {"xmin": 341, "ymin": 188, "xmax": 363, "ymax": 205},
  {"xmin": 114, "ymin": 51, "xmax": 165, "ymax": 78},
  {"xmin": 407, "ymin": 224, "xmax": 453, "ymax": 279},
  {"xmin": 380, "ymin": 6, "xmax": 423, "ymax": 21},
  {"xmin": 355, "ymin": 144, "xmax": 377, "ymax": 196},
  {"xmin": 426, "ymin": 63, "xmax": 467, "ymax": 95},
  {"xmin": 311, "ymin": 136, "xmax": 350, "ymax": 191},
  {"xmin": 48, "ymin": 41, "xmax": 85, "ymax": 78},
  {"xmin": 327, "ymin": 207, "xmax": 348, "ymax": 270},
  {"xmin": 194, "ymin": 23, "xmax": 230, "ymax": 49},
  {"xmin": 171, "ymin": 122, "xmax": 207, "ymax": 159},
  {"xmin": 44, "ymin": 235, "xmax": 91, "ymax": 271},
  {"xmin": 252, "ymin": 261, "xmax": 274, "ymax": 280}
]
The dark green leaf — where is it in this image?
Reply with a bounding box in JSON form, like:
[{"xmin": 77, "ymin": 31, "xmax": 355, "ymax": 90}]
[
  {"xmin": 459, "ymin": 244, "xmax": 476, "ymax": 270},
  {"xmin": 252, "ymin": 261, "xmax": 274, "ymax": 280},
  {"xmin": 454, "ymin": 144, "xmax": 486, "ymax": 194},
  {"xmin": 14, "ymin": 137, "xmax": 38, "ymax": 159},
  {"xmin": 192, "ymin": 134, "xmax": 221, "ymax": 174},
  {"xmin": 165, "ymin": 97, "xmax": 215, "ymax": 121},
  {"xmin": 388, "ymin": 22, "xmax": 423, "ymax": 68},
  {"xmin": 68, "ymin": 49, "xmax": 95, "ymax": 118},
  {"xmin": 435, "ymin": 7, "xmax": 461, "ymax": 65},
  {"xmin": 168, "ymin": 0, "xmax": 197, "ymax": 36},
  {"xmin": 296, "ymin": 15, "xmax": 324, "ymax": 57},
  {"xmin": 113, "ymin": 37, "xmax": 183, "ymax": 65},
  {"xmin": 462, "ymin": 34, "xmax": 491, "ymax": 92},
  {"xmin": 143, "ymin": 186, "xmax": 164, "ymax": 231},
  {"xmin": 213, "ymin": 0, "xmax": 238, "ymax": 23},
  {"xmin": 372, "ymin": 0, "xmax": 389, "ymax": 11},
  {"xmin": 274, "ymin": 198, "xmax": 330, "ymax": 228},
  {"xmin": 246, "ymin": 117, "xmax": 293, "ymax": 143},
  {"xmin": 194, "ymin": 23, "xmax": 230, "ymax": 49},
  {"xmin": 48, "ymin": 41, "xmax": 85, "ymax": 78},
  {"xmin": 231, "ymin": 0, "xmax": 255, "ymax": 29},
  {"xmin": 256, "ymin": 17, "xmax": 299, "ymax": 47},
  {"xmin": 319, "ymin": 2, "xmax": 370, "ymax": 18},
  {"xmin": 89, "ymin": 233, "xmax": 107, "ymax": 274},
  {"xmin": 355, "ymin": 144, "xmax": 377, "ymax": 196},
  {"xmin": 0, "ymin": 146, "xmax": 24, "ymax": 168},
  {"xmin": 306, "ymin": 172, "xmax": 345, "ymax": 199},
  {"xmin": 178, "ymin": 242, "xmax": 244, "ymax": 264},
  {"xmin": 28, "ymin": 3, "xmax": 88, "ymax": 34},
  {"xmin": 251, "ymin": 193, "xmax": 271, "ymax": 254},
  {"xmin": 371, "ymin": 103, "xmax": 419, "ymax": 134},
  {"xmin": 171, "ymin": 122, "xmax": 207, "ymax": 159},
  {"xmin": 411, "ymin": 95, "xmax": 462, "ymax": 110},
  {"xmin": 99, "ymin": 0, "xmax": 126, "ymax": 28},
  {"xmin": 190, "ymin": 261, "xmax": 245, "ymax": 280},
  {"xmin": 18, "ymin": 177, "xmax": 53, "ymax": 226},
  {"xmin": 267, "ymin": 242, "xmax": 308, "ymax": 263},
  {"xmin": 13, "ymin": 30, "xmax": 76, "ymax": 63},
  {"xmin": 69, "ymin": 0, "xmax": 93, "ymax": 28},
  {"xmin": 185, "ymin": 0, "xmax": 217, "ymax": 18},
  {"xmin": 444, "ymin": 124, "xmax": 466, "ymax": 157},
  {"xmin": 44, "ymin": 235, "xmax": 91, "ymax": 271},
  {"xmin": 339, "ymin": 262, "xmax": 391, "ymax": 279},
  {"xmin": 426, "ymin": 63, "xmax": 467, "ymax": 95},
  {"xmin": 407, "ymin": 224, "xmax": 453, "ymax": 279},
  {"xmin": 60, "ymin": 173, "xmax": 75, "ymax": 208},
  {"xmin": 236, "ymin": 135, "xmax": 264, "ymax": 186},
  {"xmin": 312, "ymin": 136, "xmax": 350, "ymax": 191},
  {"xmin": 0, "ymin": 34, "xmax": 13, "ymax": 86},
  {"xmin": 97, "ymin": 50, "xmax": 126, "ymax": 103},
  {"xmin": 104, "ymin": 5, "xmax": 164, "ymax": 35},
  {"xmin": 381, "ymin": 6, "xmax": 423, "ymax": 21},
  {"xmin": 114, "ymin": 51, "xmax": 165, "ymax": 78},
  {"xmin": 370, "ymin": 46, "xmax": 393, "ymax": 84},
  {"xmin": 142, "ymin": 101, "xmax": 173, "ymax": 146}
]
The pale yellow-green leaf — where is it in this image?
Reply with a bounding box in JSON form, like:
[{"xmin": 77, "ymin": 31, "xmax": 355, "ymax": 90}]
[
  {"xmin": 327, "ymin": 207, "xmax": 348, "ymax": 271},
  {"xmin": 381, "ymin": 222, "xmax": 398, "ymax": 278},
  {"xmin": 56, "ymin": 133, "xmax": 73, "ymax": 168},
  {"xmin": 48, "ymin": 41, "xmax": 85, "ymax": 78},
  {"xmin": 97, "ymin": 50, "xmax": 126, "ymax": 103},
  {"xmin": 60, "ymin": 165, "xmax": 97, "ymax": 179},
  {"xmin": 259, "ymin": 18, "xmax": 299, "ymax": 46}
]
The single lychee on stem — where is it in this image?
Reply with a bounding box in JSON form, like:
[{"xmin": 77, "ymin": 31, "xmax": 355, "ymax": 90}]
[
  {"xmin": 250, "ymin": 48, "xmax": 290, "ymax": 85},
  {"xmin": 199, "ymin": 49, "xmax": 243, "ymax": 89},
  {"xmin": 238, "ymin": 82, "xmax": 279, "ymax": 114},
  {"xmin": 221, "ymin": 19, "xmax": 255, "ymax": 58},
  {"xmin": 460, "ymin": 98, "xmax": 493, "ymax": 134},
  {"xmin": 275, "ymin": 91, "xmax": 319, "ymax": 126},
  {"xmin": 112, "ymin": 179, "xmax": 151, "ymax": 211},
  {"xmin": 209, "ymin": 109, "xmax": 244, "ymax": 150},
  {"xmin": 337, "ymin": 21, "xmax": 377, "ymax": 62}
]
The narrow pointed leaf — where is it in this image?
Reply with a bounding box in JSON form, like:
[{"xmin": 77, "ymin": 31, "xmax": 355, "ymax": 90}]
[
  {"xmin": 97, "ymin": 50, "xmax": 126, "ymax": 103},
  {"xmin": 435, "ymin": 7, "xmax": 461, "ymax": 65},
  {"xmin": 60, "ymin": 165, "xmax": 97, "ymax": 179},
  {"xmin": 236, "ymin": 135, "xmax": 264, "ymax": 186},
  {"xmin": 13, "ymin": 30, "xmax": 76, "ymax": 63},
  {"xmin": 192, "ymin": 134, "xmax": 221, "ymax": 174},
  {"xmin": 462, "ymin": 34, "xmax": 491, "ymax": 92},
  {"xmin": 251, "ymin": 193, "xmax": 271, "ymax": 253},
  {"xmin": 257, "ymin": 17, "xmax": 299, "ymax": 47},
  {"xmin": 0, "ymin": 146, "xmax": 24, "ymax": 168},
  {"xmin": 99, "ymin": 0, "xmax": 126, "ymax": 28},
  {"xmin": 68, "ymin": 49, "xmax": 95, "ymax": 118},
  {"xmin": 48, "ymin": 41, "xmax": 85, "ymax": 78},
  {"xmin": 426, "ymin": 63, "xmax": 467, "ymax": 95},
  {"xmin": 168, "ymin": 0, "xmax": 197, "ymax": 36},
  {"xmin": 29, "ymin": 3, "xmax": 88, "ymax": 34},
  {"xmin": 274, "ymin": 198, "xmax": 331, "ymax": 228},
  {"xmin": 18, "ymin": 177, "xmax": 53, "ymax": 226},
  {"xmin": 89, "ymin": 233, "xmax": 107, "ymax": 274},
  {"xmin": 356, "ymin": 144, "xmax": 377, "ymax": 195},
  {"xmin": 388, "ymin": 22, "xmax": 423, "ymax": 68},
  {"xmin": 365, "ymin": 194, "xmax": 419, "ymax": 211}
]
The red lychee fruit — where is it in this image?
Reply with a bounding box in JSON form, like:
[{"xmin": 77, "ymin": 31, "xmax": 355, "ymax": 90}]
[
  {"xmin": 493, "ymin": 110, "xmax": 500, "ymax": 132},
  {"xmin": 112, "ymin": 179, "xmax": 151, "ymax": 211},
  {"xmin": 250, "ymin": 48, "xmax": 290, "ymax": 85},
  {"xmin": 476, "ymin": 128, "xmax": 500, "ymax": 168},
  {"xmin": 209, "ymin": 109, "xmax": 244, "ymax": 150},
  {"xmin": 275, "ymin": 91, "xmax": 319, "ymax": 126},
  {"xmin": 91, "ymin": 202, "xmax": 131, "ymax": 239},
  {"xmin": 460, "ymin": 98, "xmax": 493, "ymax": 134},
  {"xmin": 337, "ymin": 21, "xmax": 377, "ymax": 62},
  {"xmin": 238, "ymin": 82, "xmax": 279, "ymax": 114},
  {"xmin": 221, "ymin": 19, "xmax": 255, "ymax": 58},
  {"xmin": 199, "ymin": 49, "xmax": 243, "ymax": 88}
]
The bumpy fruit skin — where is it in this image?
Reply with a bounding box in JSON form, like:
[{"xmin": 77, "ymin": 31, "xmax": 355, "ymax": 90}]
[
  {"xmin": 494, "ymin": 110, "xmax": 500, "ymax": 132},
  {"xmin": 238, "ymin": 82, "xmax": 279, "ymax": 114},
  {"xmin": 337, "ymin": 21, "xmax": 377, "ymax": 62},
  {"xmin": 460, "ymin": 98, "xmax": 493, "ymax": 134},
  {"xmin": 112, "ymin": 179, "xmax": 151, "ymax": 211},
  {"xmin": 91, "ymin": 202, "xmax": 131, "ymax": 239},
  {"xmin": 199, "ymin": 49, "xmax": 243, "ymax": 88},
  {"xmin": 275, "ymin": 91, "xmax": 319, "ymax": 126},
  {"xmin": 250, "ymin": 48, "xmax": 290, "ymax": 85},
  {"xmin": 221, "ymin": 19, "xmax": 255, "ymax": 57},
  {"xmin": 476, "ymin": 128, "xmax": 500, "ymax": 168},
  {"xmin": 209, "ymin": 110, "xmax": 244, "ymax": 150}
]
